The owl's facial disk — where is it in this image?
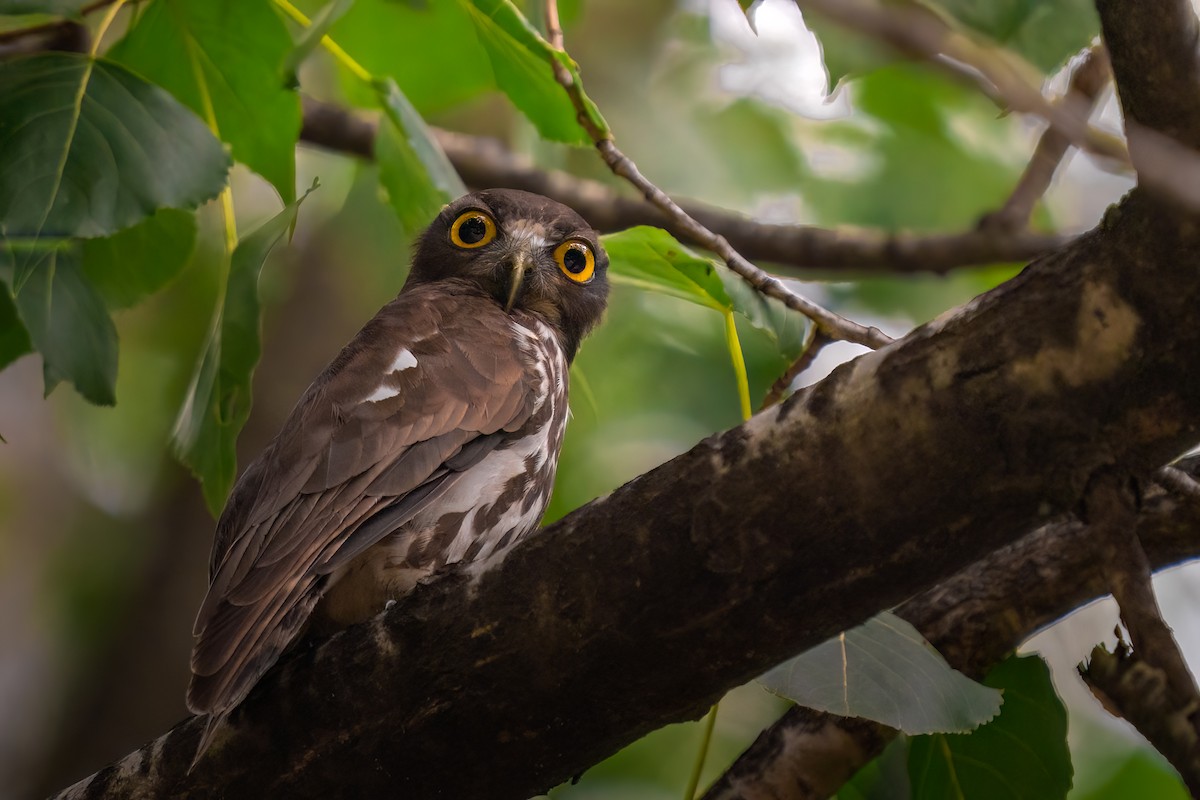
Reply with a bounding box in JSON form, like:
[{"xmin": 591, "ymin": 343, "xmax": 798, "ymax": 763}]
[{"xmin": 409, "ymin": 189, "xmax": 610, "ymax": 360}]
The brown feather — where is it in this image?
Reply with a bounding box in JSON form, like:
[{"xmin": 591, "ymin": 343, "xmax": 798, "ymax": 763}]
[{"xmin": 188, "ymin": 284, "xmax": 544, "ymax": 717}]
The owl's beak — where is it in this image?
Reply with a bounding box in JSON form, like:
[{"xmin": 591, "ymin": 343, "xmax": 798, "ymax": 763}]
[{"xmin": 503, "ymin": 250, "xmax": 532, "ymax": 313}]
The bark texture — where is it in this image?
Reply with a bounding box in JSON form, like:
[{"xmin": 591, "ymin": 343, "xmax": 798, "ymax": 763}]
[{"xmin": 702, "ymin": 464, "xmax": 1200, "ymax": 800}]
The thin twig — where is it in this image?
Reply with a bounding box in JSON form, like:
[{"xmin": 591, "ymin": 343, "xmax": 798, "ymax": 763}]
[
  {"xmin": 1084, "ymin": 471, "xmax": 1199, "ymax": 701},
  {"xmin": 761, "ymin": 329, "xmax": 832, "ymax": 409},
  {"xmin": 544, "ymin": 0, "xmax": 565, "ymax": 53},
  {"xmin": 980, "ymin": 45, "xmax": 1111, "ymax": 233},
  {"xmin": 544, "ymin": 1, "xmax": 892, "ymax": 350},
  {"xmin": 596, "ymin": 141, "xmax": 893, "ymax": 348}
]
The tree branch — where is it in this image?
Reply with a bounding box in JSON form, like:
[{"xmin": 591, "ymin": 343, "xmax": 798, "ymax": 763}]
[
  {"xmin": 1080, "ymin": 640, "xmax": 1200, "ymax": 796},
  {"xmin": 704, "ymin": 459, "xmax": 1200, "ymax": 800},
  {"xmin": 979, "ymin": 45, "xmax": 1111, "ymax": 233},
  {"xmin": 51, "ymin": 176, "xmax": 1200, "ymax": 797},
  {"xmin": 301, "ymin": 96, "xmax": 1066, "ymax": 275}
]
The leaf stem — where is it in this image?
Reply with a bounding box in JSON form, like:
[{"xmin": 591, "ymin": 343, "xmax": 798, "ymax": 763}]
[
  {"xmin": 723, "ymin": 310, "xmax": 752, "ymax": 422},
  {"xmin": 683, "ymin": 704, "xmax": 719, "ymax": 800},
  {"xmin": 272, "ymin": 0, "xmax": 373, "ymax": 84},
  {"xmin": 89, "ymin": 0, "xmax": 126, "ymax": 57}
]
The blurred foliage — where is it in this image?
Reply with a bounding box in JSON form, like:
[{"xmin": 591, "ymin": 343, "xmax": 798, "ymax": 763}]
[
  {"xmin": 0, "ymin": 0, "xmax": 1180, "ymax": 797},
  {"xmin": 807, "ymin": 0, "xmax": 1100, "ymax": 84}
]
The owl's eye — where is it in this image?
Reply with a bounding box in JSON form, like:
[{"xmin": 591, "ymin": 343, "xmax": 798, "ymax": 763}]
[
  {"xmin": 553, "ymin": 240, "xmax": 595, "ymax": 283},
  {"xmin": 449, "ymin": 211, "xmax": 497, "ymax": 249}
]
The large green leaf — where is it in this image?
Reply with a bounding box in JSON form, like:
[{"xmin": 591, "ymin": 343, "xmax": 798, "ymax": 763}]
[
  {"xmin": 602, "ymin": 226, "xmax": 807, "ymax": 359},
  {"xmin": 329, "ymin": 0, "xmax": 494, "ymax": 113},
  {"xmin": 0, "ymin": 274, "xmax": 32, "ymax": 372},
  {"xmin": 375, "ymin": 78, "xmax": 467, "ymax": 236},
  {"xmin": 459, "ymin": 0, "xmax": 607, "ymax": 145},
  {"xmin": 108, "ymin": 0, "xmax": 300, "ymax": 202},
  {"xmin": 1, "ymin": 245, "xmax": 118, "ymax": 405},
  {"xmin": 172, "ymin": 185, "xmax": 315, "ymax": 514},
  {"xmin": 908, "ymin": 654, "xmax": 1072, "ymax": 799},
  {"xmin": 760, "ymin": 611, "xmax": 1002, "ymax": 735},
  {"xmin": 0, "ymin": 53, "xmax": 229, "ymax": 240},
  {"xmin": 81, "ymin": 209, "xmax": 197, "ymax": 309}
]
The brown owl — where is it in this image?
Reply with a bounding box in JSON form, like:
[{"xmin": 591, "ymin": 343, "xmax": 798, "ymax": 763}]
[{"xmin": 188, "ymin": 189, "xmax": 609, "ymax": 758}]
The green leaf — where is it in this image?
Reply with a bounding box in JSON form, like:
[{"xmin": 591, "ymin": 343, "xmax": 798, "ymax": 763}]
[
  {"xmin": 171, "ymin": 183, "xmax": 316, "ymax": 514},
  {"xmin": 0, "ymin": 53, "xmax": 229, "ymax": 240},
  {"xmin": 908, "ymin": 654, "xmax": 1072, "ymax": 799},
  {"xmin": 459, "ymin": 0, "xmax": 607, "ymax": 145},
  {"xmin": 1, "ymin": 244, "xmax": 118, "ymax": 405},
  {"xmin": 284, "ymin": 0, "xmax": 355, "ymax": 81},
  {"xmin": 81, "ymin": 209, "xmax": 197, "ymax": 309},
  {"xmin": 838, "ymin": 737, "xmax": 911, "ymax": 800},
  {"xmin": 761, "ymin": 611, "xmax": 1002, "ymax": 735},
  {"xmin": 374, "ymin": 78, "xmax": 467, "ymax": 236},
  {"xmin": 0, "ymin": 275, "xmax": 32, "ymax": 372},
  {"xmin": 330, "ymin": 0, "xmax": 494, "ymax": 114},
  {"xmin": 602, "ymin": 226, "xmax": 807, "ymax": 359},
  {"xmin": 926, "ymin": 0, "xmax": 1099, "ymax": 74},
  {"xmin": 108, "ymin": 0, "xmax": 300, "ymax": 202}
]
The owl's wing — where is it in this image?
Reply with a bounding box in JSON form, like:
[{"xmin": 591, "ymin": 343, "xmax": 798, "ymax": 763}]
[{"xmin": 187, "ymin": 286, "xmax": 542, "ymax": 723}]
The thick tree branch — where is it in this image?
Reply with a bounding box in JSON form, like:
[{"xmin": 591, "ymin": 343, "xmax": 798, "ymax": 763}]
[
  {"xmin": 51, "ymin": 180, "xmax": 1200, "ymax": 798},
  {"xmin": 299, "ymin": 97, "xmax": 1067, "ymax": 274},
  {"xmin": 704, "ymin": 460, "xmax": 1200, "ymax": 800}
]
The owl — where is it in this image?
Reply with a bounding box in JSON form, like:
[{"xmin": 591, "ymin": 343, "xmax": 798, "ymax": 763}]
[{"xmin": 187, "ymin": 189, "xmax": 609, "ymax": 757}]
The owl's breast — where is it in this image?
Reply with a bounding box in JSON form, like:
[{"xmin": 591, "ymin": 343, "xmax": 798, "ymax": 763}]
[{"xmin": 315, "ymin": 316, "xmax": 569, "ymax": 627}]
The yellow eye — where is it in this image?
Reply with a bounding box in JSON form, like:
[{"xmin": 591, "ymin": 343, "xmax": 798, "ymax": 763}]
[
  {"xmin": 554, "ymin": 240, "xmax": 595, "ymax": 283},
  {"xmin": 449, "ymin": 211, "xmax": 497, "ymax": 249}
]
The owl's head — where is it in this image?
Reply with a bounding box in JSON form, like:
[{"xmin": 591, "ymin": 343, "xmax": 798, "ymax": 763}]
[{"xmin": 409, "ymin": 189, "xmax": 609, "ymax": 361}]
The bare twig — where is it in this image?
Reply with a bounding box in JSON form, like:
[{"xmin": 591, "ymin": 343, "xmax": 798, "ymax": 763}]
[
  {"xmin": 980, "ymin": 46, "xmax": 1111, "ymax": 233},
  {"xmin": 1080, "ymin": 640, "xmax": 1200, "ymax": 797},
  {"xmin": 299, "ymin": 97, "xmax": 1067, "ymax": 274},
  {"xmin": 1084, "ymin": 471, "xmax": 1200, "ymax": 701},
  {"xmin": 761, "ymin": 329, "xmax": 832, "ymax": 409},
  {"xmin": 595, "ymin": 141, "xmax": 893, "ymax": 348},
  {"xmin": 544, "ymin": 2, "xmax": 892, "ymax": 349},
  {"xmin": 543, "ymin": 0, "xmax": 565, "ymax": 53}
]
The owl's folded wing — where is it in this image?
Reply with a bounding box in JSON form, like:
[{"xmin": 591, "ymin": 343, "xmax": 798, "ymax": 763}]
[{"xmin": 187, "ymin": 287, "xmax": 541, "ymax": 723}]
